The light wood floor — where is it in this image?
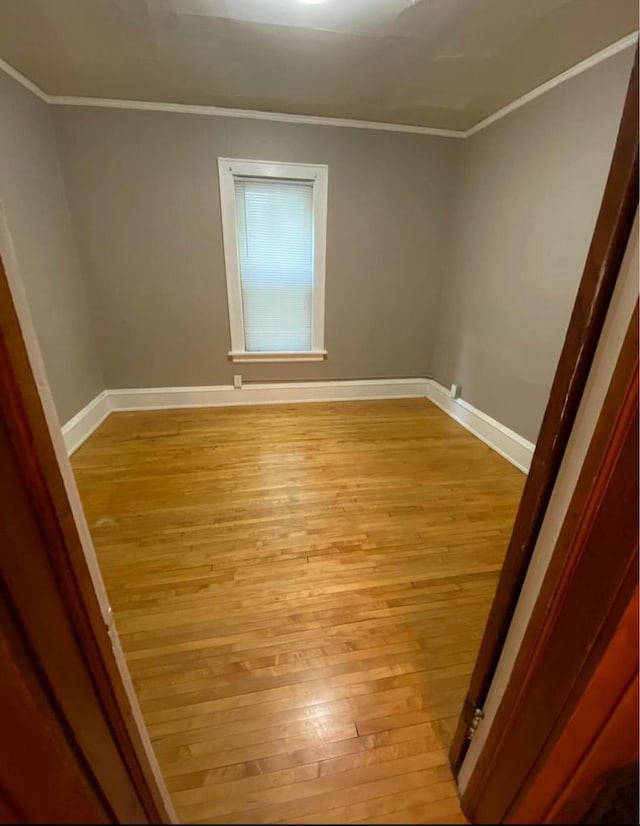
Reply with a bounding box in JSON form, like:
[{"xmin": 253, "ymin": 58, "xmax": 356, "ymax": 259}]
[{"xmin": 72, "ymin": 399, "xmax": 524, "ymax": 824}]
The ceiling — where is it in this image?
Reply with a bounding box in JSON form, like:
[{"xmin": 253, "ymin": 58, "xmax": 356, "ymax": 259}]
[{"xmin": 0, "ymin": 0, "xmax": 636, "ymax": 131}]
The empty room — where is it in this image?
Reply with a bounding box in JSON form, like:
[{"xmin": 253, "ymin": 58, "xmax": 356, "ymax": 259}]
[{"xmin": 0, "ymin": 1, "xmax": 638, "ymax": 824}]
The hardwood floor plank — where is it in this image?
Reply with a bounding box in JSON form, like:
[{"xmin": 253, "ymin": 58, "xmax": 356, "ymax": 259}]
[
  {"xmin": 292, "ymin": 779, "xmax": 460, "ymax": 824},
  {"xmin": 72, "ymin": 399, "xmax": 523, "ymax": 823},
  {"xmin": 172, "ymin": 742, "xmax": 449, "ymax": 814},
  {"xmin": 205, "ymin": 766, "xmax": 456, "ymax": 823},
  {"xmin": 359, "ymin": 794, "xmax": 464, "ymax": 824},
  {"xmin": 134, "ymin": 642, "xmax": 481, "ymax": 705}
]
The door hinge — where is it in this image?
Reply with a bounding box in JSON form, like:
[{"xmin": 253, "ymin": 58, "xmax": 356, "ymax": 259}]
[{"xmin": 467, "ymin": 707, "xmax": 484, "ymax": 741}]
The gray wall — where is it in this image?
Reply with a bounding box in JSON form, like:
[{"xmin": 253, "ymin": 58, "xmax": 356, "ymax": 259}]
[
  {"xmin": 53, "ymin": 110, "xmax": 457, "ymax": 389},
  {"xmin": 1, "ymin": 46, "xmax": 631, "ymax": 436},
  {"xmin": 430, "ymin": 48, "xmax": 634, "ymax": 443},
  {"xmin": 0, "ymin": 70, "xmax": 103, "ymax": 423}
]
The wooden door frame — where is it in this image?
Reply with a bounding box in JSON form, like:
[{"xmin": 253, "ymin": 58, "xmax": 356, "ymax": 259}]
[
  {"xmin": 0, "ymin": 216, "xmax": 176, "ymax": 821},
  {"xmin": 449, "ymin": 47, "xmax": 639, "ymax": 773},
  {"xmin": 507, "ymin": 586, "xmax": 639, "ymax": 823},
  {"xmin": 460, "ymin": 299, "xmax": 639, "ymax": 822},
  {"xmin": 1, "ymin": 582, "xmax": 111, "ymax": 823}
]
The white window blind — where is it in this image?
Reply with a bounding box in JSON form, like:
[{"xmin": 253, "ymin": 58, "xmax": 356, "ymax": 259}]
[{"xmin": 234, "ymin": 177, "xmax": 314, "ymax": 353}]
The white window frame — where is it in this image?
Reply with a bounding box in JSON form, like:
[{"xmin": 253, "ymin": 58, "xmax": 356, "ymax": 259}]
[{"xmin": 218, "ymin": 158, "xmax": 328, "ymax": 363}]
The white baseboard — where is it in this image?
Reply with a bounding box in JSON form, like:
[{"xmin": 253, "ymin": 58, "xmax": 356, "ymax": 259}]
[
  {"xmin": 62, "ymin": 379, "xmax": 428, "ymax": 454},
  {"xmin": 425, "ymin": 380, "xmax": 535, "ymax": 473},
  {"xmin": 62, "ymin": 390, "xmax": 111, "ymax": 455},
  {"xmin": 62, "ymin": 378, "xmax": 534, "ymax": 473},
  {"xmin": 108, "ymin": 378, "xmax": 430, "ymax": 411}
]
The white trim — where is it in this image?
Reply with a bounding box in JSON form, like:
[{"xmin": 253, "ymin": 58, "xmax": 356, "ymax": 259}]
[
  {"xmin": 0, "ymin": 56, "xmax": 50, "ymax": 102},
  {"xmin": 218, "ymin": 159, "xmax": 246, "ymax": 351},
  {"xmin": 107, "ymin": 379, "xmax": 429, "ymax": 411},
  {"xmin": 62, "ymin": 391, "xmax": 111, "ymax": 454},
  {"xmin": 0, "ymin": 33, "xmax": 635, "ymax": 137},
  {"xmin": 218, "ymin": 158, "xmax": 328, "ymax": 359},
  {"xmin": 464, "ymin": 32, "xmax": 638, "ymax": 137},
  {"xmin": 218, "ymin": 157, "xmax": 328, "ymax": 178},
  {"xmin": 229, "ymin": 350, "xmax": 327, "ymax": 362},
  {"xmin": 425, "ymin": 380, "xmax": 534, "ymax": 473}
]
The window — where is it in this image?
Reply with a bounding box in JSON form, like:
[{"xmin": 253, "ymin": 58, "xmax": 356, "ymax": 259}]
[{"xmin": 218, "ymin": 158, "xmax": 328, "ymax": 362}]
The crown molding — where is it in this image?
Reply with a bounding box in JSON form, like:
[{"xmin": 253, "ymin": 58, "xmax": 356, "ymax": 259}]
[
  {"xmin": 463, "ymin": 31, "xmax": 638, "ymax": 137},
  {"xmin": 0, "ymin": 32, "xmax": 636, "ymax": 138},
  {"xmin": 0, "ymin": 56, "xmax": 50, "ymax": 102},
  {"xmin": 47, "ymin": 95, "xmax": 463, "ymax": 137}
]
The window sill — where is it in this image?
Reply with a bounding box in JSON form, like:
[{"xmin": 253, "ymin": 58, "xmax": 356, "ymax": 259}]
[{"xmin": 229, "ymin": 350, "xmax": 327, "ymax": 363}]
